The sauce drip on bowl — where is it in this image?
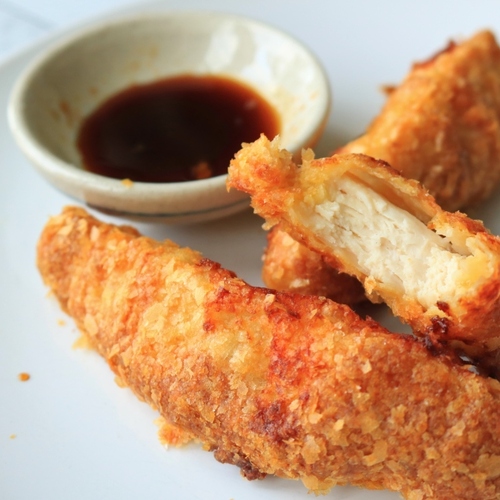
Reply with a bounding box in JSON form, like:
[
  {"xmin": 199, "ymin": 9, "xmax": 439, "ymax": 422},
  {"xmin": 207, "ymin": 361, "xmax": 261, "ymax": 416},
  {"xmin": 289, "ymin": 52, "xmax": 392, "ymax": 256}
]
[{"xmin": 77, "ymin": 75, "xmax": 281, "ymax": 183}]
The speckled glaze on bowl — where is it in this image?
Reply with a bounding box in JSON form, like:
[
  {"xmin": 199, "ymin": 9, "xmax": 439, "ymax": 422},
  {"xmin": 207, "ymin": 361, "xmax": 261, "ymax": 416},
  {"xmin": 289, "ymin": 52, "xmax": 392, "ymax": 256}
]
[{"xmin": 8, "ymin": 10, "xmax": 331, "ymax": 224}]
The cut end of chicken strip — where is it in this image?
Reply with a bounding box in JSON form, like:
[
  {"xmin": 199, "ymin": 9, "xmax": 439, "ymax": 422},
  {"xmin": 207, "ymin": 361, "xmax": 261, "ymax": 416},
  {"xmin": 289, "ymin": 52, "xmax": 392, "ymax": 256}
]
[
  {"xmin": 228, "ymin": 135, "xmax": 500, "ymax": 351},
  {"xmin": 262, "ymin": 224, "xmax": 367, "ymax": 305},
  {"xmin": 312, "ymin": 173, "xmax": 478, "ymax": 309}
]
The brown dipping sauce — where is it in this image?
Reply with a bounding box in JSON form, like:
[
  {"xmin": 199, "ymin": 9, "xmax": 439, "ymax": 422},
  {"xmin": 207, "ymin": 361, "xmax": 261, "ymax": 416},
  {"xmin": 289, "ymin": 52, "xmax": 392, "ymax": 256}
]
[{"xmin": 77, "ymin": 74, "xmax": 281, "ymax": 183}]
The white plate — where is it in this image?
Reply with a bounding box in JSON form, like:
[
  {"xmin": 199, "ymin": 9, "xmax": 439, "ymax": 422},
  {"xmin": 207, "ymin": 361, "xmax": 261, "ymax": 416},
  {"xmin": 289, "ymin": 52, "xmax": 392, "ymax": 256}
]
[{"xmin": 3, "ymin": 1, "xmax": 500, "ymax": 499}]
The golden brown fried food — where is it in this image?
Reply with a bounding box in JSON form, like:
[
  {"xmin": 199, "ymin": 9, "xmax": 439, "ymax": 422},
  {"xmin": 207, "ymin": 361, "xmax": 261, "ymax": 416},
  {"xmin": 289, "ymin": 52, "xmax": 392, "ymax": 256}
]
[
  {"xmin": 228, "ymin": 136, "xmax": 500, "ymax": 367},
  {"xmin": 340, "ymin": 29, "xmax": 500, "ymax": 211},
  {"xmin": 262, "ymin": 224, "xmax": 366, "ymax": 304},
  {"xmin": 264, "ymin": 30, "xmax": 500, "ymax": 302},
  {"xmin": 38, "ymin": 206, "xmax": 500, "ymax": 499}
]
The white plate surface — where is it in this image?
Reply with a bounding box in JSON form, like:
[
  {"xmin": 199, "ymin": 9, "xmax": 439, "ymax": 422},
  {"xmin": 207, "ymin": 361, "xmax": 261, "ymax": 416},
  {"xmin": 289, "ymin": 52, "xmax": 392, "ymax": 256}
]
[{"xmin": 3, "ymin": 1, "xmax": 500, "ymax": 499}]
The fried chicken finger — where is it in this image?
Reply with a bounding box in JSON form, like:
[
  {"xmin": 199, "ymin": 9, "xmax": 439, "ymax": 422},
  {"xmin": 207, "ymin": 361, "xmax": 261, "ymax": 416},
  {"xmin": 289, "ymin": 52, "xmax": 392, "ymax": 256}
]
[
  {"xmin": 37, "ymin": 206, "xmax": 500, "ymax": 499},
  {"xmin": 263, "ymin": 30, "xmax": 500, "ymax": 303},
  {"xmin": 228, "ymin": 136, "xmax": 500, "ymax": 368},
  {"xmin": 339, "ymin": 29, "xmax": 500, "ymax": 212}
]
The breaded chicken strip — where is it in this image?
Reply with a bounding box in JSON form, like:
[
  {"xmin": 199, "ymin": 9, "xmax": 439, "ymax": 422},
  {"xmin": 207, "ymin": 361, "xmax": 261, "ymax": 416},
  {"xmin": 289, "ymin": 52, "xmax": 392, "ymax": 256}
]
[
  {"xmin": 341, "ymin": 29, "xmax": 500, "ymax": 212},
  {"xmin": 227, "ymin": 136, "xmax": 500, "ymax": 367},
  {"xmin": 264, "ymin": 30, "xmax": 500, "ymax": 302},
  {"xmin": 38, "ymin": 206, "xmax": 500, "ymax": 499}
]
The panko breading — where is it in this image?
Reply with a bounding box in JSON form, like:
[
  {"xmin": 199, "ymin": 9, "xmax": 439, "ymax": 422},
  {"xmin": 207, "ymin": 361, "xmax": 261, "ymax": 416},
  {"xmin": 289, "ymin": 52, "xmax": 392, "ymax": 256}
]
[
  {"xmin": 227, "ymin": 136, "xmax": 500, "ymax": 368},
  {"xmin": 264, "ymin": 30, "xmax": 500, "ymax": 302},
  {"xmin": 38, "ymin": 206, "xmax": 500, "ymax": 499}
]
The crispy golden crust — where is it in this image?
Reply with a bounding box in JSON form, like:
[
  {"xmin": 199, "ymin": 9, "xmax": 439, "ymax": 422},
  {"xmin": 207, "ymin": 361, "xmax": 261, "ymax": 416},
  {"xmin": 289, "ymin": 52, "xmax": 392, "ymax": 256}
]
[
  {"xmin": 339, "ymin": 30, "xmax": 500, "ymax": 212},
  {"xmin": 227, "ymin": 136, "xmax": 500, "ymax": 364},
  {"xmin": 262, "ymin": 224, "xmax": 366, "ymax": 304},
  {"xmin": 264, "ymin": 30, "xmax": 500, "ymax": 304},
  {"xmin": 37, "ymin": 206, "xmax": 500, "ymax": 499}
]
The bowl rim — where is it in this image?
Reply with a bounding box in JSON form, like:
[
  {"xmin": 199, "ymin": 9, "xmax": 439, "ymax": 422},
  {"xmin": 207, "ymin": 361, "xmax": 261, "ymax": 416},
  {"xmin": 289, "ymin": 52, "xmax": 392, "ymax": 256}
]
[{"xmin": 7, "ymin": 9, "xmax": 332, "ymax": 218}]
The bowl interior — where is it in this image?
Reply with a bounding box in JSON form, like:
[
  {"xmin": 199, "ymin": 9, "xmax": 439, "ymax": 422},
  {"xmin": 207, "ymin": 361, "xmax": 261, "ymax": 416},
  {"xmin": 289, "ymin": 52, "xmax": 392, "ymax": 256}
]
[{"xmin": 19, "ymin": 11, "xmax": 330, "ymax": 172}]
